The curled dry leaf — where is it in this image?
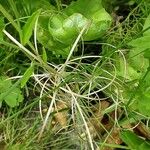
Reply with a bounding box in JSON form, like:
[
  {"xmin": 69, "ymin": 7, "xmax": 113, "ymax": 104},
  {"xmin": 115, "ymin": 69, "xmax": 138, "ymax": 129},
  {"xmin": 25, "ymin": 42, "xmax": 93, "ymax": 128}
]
[
  {"xmin": 53, "ymin": 101, "xmax": 69, "ymax": 128},
  {"xmin": 86, "ymin": 101, "xmax": 111, "ymax": 139},
  {"xmin": 133, "ymin": 122, "xmax": 150, "ymax": 140},
  {"xmin": 102, "ymin": 128, "xmax": 122, "ymax": 150}
]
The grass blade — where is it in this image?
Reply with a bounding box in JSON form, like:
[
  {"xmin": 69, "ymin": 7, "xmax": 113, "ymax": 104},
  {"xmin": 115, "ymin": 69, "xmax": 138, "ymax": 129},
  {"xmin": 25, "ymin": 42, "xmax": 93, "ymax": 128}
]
[
  {"xmin": 21, "ymin": 63, "xmax": 34, "ymax": 88},
  {"xmin": 21, "ymin": 9, "xmax": 41, "ymax": 45}
]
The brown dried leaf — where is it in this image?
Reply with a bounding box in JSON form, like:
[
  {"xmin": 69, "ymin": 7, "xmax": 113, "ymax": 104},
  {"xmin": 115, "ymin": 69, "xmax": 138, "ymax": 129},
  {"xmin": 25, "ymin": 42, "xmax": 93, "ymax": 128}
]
[
  {"xmin": 102, "ymin": 128, "xmax": 122, "ymax": 150},
  {"xmin": 87, "ymin": 101, "xmax": 111, "ymax": 139},
  {"xmin": 54, "ymin": 101, "xmax": 68, "ymax": 128},
  {"xmin": 133, "ymin": 122, "xmax": 150, "ymax": 140}
]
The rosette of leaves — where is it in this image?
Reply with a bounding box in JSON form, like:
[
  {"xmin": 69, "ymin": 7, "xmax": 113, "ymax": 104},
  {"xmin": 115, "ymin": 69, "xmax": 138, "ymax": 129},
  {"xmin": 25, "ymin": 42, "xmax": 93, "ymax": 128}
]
[{"xmin": 37, "ymin": 0, "xmax": 112, "ymax": 57}]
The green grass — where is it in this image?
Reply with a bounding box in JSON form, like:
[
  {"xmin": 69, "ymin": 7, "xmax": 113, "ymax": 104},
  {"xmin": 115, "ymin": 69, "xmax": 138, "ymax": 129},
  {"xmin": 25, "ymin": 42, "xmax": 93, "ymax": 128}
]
[{"xmin": 1, "ymin": 0, "xmax": 150, "ymax": 150}]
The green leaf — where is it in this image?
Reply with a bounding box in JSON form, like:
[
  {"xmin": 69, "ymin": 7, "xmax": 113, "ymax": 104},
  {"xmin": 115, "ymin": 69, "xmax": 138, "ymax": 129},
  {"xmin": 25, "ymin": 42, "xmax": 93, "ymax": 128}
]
[
  {"xmin": 37, "ymin": 15, "xmax": 55, "ymax": 48},
  {"xmin": 143, "ymin": 14, "xmax": 150, "ymax": 36},
  {"xmin": 42, "ymin": 47, "xmax": 47, "ymax": 63},
  {"xmin": 128, "ymin": 48, "xmax": 149, "ymax": 72},
  {"xmin": 128, "ymin": 36, "xmax": 150, "ymax": 50},
  {"xmin": 63, "ymin": 0, "xmax": 112, "ymax": 41},
  {"xmin": 116, "ymin": 57, "xmax": 141, "ymax": 80},
  {"xmin": 120, "ymin": 130, "xmax": 150, "ymax": 150},
  {"xmin": 3, "ymin": 88, "xmax": 23, "ymax": 107},
  {"xmin": 0, "ymin": 76, "xmax": 23, "ymax": 107},
  {"xmin": 137, "ymin": 93, "xmax": 150, "ymax": 116},
  {"xmin": 37, "ymin": 0, "xmax": 112, "ymax": 57},
  {"xmin": 49, "ymin": 13, "xmax": 88, "ymax": 45},
  {"xmin": 132, "ymin": 68, "xmax": 150, "ymax": 116},
  {"xmin": 139, "ymin": 142, "xmax": 150, "ymax": 150},
  {"xmin": 21, "ymin": 64, "xmax": 34, "ymax": 88},
  {"xmin": 127, "ymin": 36, "xmax": 150, "ymax": 76},
  {"xmin": 144, "ymin": 48, "xmax": 150, "ymax": 59},
  {"xmin": 0, "ymin": 76, "xmax": 12, "ymax": 92},
  {"xmin": 64, "ymin": 0, "xmax": 103, "ymax": 17},
  {"xmin": 21, "ymin": 9, "xmax": 41, "ymax": 45}
]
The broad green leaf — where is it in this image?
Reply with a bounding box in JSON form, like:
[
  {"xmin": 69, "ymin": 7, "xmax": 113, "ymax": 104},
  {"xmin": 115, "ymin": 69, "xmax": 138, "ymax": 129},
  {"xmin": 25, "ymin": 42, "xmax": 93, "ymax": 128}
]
[
  {"xmin": 120, "ymin": 130, "xmax": 143, "ymax": 149},
  {"xmin": 128, "ymin": 36, "xmax": 150, "ymax": 50},
  {"xmin": 21, "ymin": 64, "xmax": 34, "ymax": 88},
  {"xmin": 37, "ymin": 15, "xmax": 55, "ymax": 48},
  {"xmin": 0, "ymin": 76, "xmax": 23, "ymax": 107},
  {"xmin": 141, "ymin": 70, "xmax": 150, "ymax": 87},
  {"xmin": 64, "ymin": 0, "xmax": 103, "ymax": 18},
  {"xmin": 137, "ymin": 69, "xmax": 150, "ymax": 117},
  {"xmin": 117, "ymin": 10, "xmax": 150, "ymax": 119},
  {"xmin": 116, "ymin": 57, "xmax": 141, "ymax": 80},
  {"xmin": 127, "ymin": 36, "xmax": 150, "ymax": 78},
  {"xmin": 120, "ymin": 130, "xmax": 150, "ymax": 150},
  {"xmin": 63, "ymin": 0, "xmax": 112, "ymax": 41},
  {"xmin": 37, "ymin": 0, "xmax": 112, "ymax": 57},
  {"xmin": 143, "ymin": 14, "xmax": 150, "ymax": 36},
  {"xmin": 127, "ymin": 16, "xmax": 150, "ymax": 73},
  {"xmin": 0, "ymin": 76, "xmax": 12, "ymax": 92},
  {"xmin": 49, "ymin": 13, "xmax": 88, "ymax": 45},
  {"xmin": 144, "ymin": 48, "xmax": 150, "ymax": 59},
  {"xmin": 2, "ymin": 88, "xmax": 23, "ymax": 107},
  {"xmin": 21, "ymin": 9, "xmax": 41, "ymax": 45},
  {"xmin": 139, "ymin": 142, "xmax": 150, "ymax": 150},
  {"xmin": 137, "ymin": 93, "xmax": 150, "ymax": 116},
  {"xmin": 128, "ymin": 48, "xmax": 149, "ymax": 72}
]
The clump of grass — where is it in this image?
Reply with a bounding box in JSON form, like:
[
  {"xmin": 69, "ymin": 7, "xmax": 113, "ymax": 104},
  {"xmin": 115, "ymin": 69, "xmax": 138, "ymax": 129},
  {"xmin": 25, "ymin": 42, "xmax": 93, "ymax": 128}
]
[
  {"xmin": 1, "ymin": 0, "xmax": 150, "ymax": 150},
  {"xmin": 1, "ymin": 26, "xmax": 121, "ymax": 149}
]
